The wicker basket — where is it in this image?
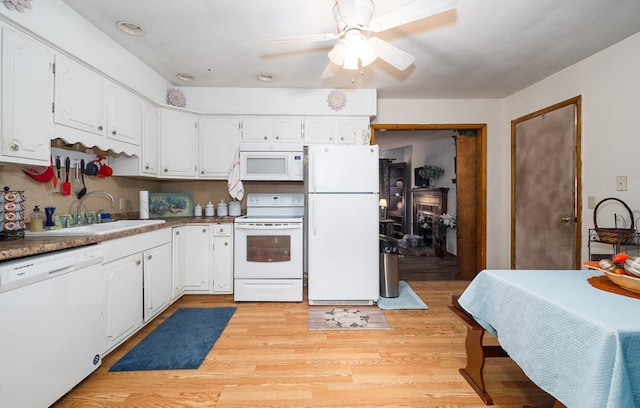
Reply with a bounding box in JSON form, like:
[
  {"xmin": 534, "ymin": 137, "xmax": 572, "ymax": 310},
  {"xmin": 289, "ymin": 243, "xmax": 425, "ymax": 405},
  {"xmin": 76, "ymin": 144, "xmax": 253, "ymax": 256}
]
[{"xmin": 593, "ymin": 197, "xmax": 635, "ymax": 245}]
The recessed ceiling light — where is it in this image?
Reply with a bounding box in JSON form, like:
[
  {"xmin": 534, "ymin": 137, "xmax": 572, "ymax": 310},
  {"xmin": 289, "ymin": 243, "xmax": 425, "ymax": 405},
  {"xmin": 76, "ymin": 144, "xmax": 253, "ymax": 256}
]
[
  {"xmin": 116, "ymin": 20, "xmax": 146, "ymax": 36},
  {"xmin": 176, "ymin": 73, "xmax": 195, "ymax": 81},
  {"xmin": 257, "ymin": 73, "xmax": 276, "ymax": 82}
]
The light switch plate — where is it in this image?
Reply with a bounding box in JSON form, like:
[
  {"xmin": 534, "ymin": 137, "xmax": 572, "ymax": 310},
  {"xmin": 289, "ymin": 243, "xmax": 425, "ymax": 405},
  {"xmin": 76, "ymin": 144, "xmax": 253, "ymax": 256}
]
[{"xmin": 616, "ymin": 175, "xmax": 628, "ymax": 191}]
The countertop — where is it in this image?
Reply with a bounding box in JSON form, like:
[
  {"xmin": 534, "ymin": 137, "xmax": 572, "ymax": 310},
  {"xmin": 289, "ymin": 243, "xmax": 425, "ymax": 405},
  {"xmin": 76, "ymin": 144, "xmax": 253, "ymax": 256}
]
[{"xmin": 0, "ymin": 216, "xmax": 237, "ymax": 261}]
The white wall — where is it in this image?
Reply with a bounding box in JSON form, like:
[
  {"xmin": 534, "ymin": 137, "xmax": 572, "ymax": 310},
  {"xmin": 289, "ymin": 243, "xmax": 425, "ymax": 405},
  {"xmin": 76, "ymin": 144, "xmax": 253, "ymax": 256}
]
[
  {"xmin": 375, "ymin": 32, "xmax": 640, "ymax": 268},
  {"xmin": 374, "ymin": 99, "xmax": 508, "ymax": 267},
  {"xmin": 505, "ymin": 32, "xmax": 640, "ymax": 262}
]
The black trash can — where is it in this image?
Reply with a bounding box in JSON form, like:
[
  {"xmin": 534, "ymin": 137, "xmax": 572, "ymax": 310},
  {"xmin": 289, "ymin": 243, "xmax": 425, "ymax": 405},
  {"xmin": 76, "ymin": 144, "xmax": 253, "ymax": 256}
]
[{"xmin": 379, "ymin": 234, "xmax": 400, "ymax": 298}]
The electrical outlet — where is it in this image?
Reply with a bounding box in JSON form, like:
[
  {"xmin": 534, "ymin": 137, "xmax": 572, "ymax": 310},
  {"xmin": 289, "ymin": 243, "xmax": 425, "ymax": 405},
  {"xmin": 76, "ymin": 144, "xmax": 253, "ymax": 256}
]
[
  {"xmin": 118, "ymin": 198, "xmax": 126, "ymax": 210},
  {"xmin": 587, "ymin": 196, "xmax": 596, "ymax": 209},
  {"xmin": 616, "ymin": 175, "xmax": 628, "ymax": 191}
]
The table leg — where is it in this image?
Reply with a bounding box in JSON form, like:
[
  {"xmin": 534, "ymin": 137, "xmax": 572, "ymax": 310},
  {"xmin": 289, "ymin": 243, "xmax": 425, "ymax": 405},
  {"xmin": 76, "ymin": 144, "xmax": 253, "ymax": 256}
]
[{"xmin": 449, "ymin": 298, "xmax": 509, "ymax": 405}]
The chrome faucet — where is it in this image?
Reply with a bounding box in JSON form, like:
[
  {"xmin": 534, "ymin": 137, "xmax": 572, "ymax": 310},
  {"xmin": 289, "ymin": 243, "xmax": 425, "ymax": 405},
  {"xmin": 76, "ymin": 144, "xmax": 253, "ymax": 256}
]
[{"xmin": 77, "ymin": 191, "xmax": 115, "ymax": 224}]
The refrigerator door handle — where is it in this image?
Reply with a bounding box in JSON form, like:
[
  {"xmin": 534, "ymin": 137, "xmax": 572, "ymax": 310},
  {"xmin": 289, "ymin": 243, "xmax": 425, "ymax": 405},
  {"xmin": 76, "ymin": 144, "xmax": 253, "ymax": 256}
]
[{"xmin": 312, "ymin": 193, "xmax": 316, "ymax": 235}]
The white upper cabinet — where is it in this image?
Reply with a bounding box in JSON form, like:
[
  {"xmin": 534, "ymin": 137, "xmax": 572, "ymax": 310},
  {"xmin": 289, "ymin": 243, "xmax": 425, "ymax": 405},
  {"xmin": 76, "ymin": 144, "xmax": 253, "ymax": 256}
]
[
  {"xmin": 304, "ymin": 118, "xmax": 337, "ymax": 144},
  {"xmin": 107, "ymin": 83, "xmax": 142, "ymax": 146},
  {"xmin": 159, "ymin": 108, "xmax": 197, "ymax": 178},
  {"xmin": 336, "ymin": 117, "xmax": 371, "ymax": 144},
  {"xmin": 242, "ymin": 116, "xmax": 303, "ymax": 143},
  {"xmin": 53, "ymin": 54, "xmax": 106, "ymax": 137},
  {"xmin": 141, "ymin": 102, "xmax": 159, "ymax": 175},
  {"xmin": 304, "ymin": 117, "xmax": 370, "ymax": 145},
  {"xmin": 0, "ymin": 26, "xmax": 53, "ymax": 166},
  {"xmin": 198, "ymin": 116, "xmax": 241, "ymax": 178},
  {"xmin": 52, "ymin": 53, "xmax": 141, "ymax": 156}
]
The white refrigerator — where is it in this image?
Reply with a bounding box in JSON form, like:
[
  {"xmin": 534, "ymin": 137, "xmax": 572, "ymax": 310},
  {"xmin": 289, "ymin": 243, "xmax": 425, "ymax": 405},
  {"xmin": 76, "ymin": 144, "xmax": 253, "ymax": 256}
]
[{"xmin": 306, "ymin": 144, "xmax": 380, "ymax": 305}]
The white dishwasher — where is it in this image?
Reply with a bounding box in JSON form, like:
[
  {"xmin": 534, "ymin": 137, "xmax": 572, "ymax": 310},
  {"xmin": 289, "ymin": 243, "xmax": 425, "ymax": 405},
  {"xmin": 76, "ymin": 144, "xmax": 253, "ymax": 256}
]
[{"xmin": 0, "ymin": 245, "xmax": 104, "ymax": 408}]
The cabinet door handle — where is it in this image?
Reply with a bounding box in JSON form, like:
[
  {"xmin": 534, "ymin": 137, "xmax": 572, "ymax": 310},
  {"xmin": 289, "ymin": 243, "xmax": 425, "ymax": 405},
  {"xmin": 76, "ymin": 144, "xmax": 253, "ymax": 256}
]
[
  {"xmin": 175, "ymin": 230, "xmax": 180, "ymax": 235},
  {"xmin": 147, "ymin": 255, "xmax": 152, "ymax": 260},
  {"xmin": 203, "ymin": 228, "xmax": 207, "ymax": 233},
  {"xmin": 145, "ymin": 164, "xmax": 150, "ymax": 169},
  {"xmin": 10, "ymin": 143, "xmax": 19, "ymax": 151},
  {"xmin": 224, "ymin": 242, "xmax": 228, "ymax": 246},
  {"xmin": 112, "ymin": 130, "xmax": 117, "ymax": 135},
  {"xmin": 164, "ymin": 168, "xmax": 168, "ymax": 172},
  {"xmin": 98, "ymin": 125, "xmax": 104, "ymax": 131},
  {"xmin": 136, "ymin": 260, "xmax": 142, "ymax": 265}
]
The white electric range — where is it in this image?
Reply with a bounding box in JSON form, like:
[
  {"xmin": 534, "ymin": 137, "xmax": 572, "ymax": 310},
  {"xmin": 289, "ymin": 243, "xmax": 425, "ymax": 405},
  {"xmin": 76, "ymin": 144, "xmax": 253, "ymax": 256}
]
[{"xmin": 233, "ymin": 193, "xmax": 304, "ymax": 302}]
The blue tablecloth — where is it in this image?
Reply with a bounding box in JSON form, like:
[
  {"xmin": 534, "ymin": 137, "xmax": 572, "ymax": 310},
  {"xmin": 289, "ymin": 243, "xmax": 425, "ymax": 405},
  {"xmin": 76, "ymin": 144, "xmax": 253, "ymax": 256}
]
[{"xmin": 458, "ymin": 269, "xmax": 640, "ymax": 408}]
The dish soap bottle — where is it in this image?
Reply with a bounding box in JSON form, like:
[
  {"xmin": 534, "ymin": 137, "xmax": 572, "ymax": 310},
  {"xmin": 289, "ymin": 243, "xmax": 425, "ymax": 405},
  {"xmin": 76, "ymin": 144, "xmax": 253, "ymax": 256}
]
[{"xmin": 30, "ymin": 206, "xmax": 44, "ymax": 232}]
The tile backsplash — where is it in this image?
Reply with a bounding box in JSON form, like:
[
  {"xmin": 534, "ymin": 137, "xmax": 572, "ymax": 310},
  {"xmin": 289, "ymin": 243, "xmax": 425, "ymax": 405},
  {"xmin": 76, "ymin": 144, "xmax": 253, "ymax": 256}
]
[{"xmin": 1, "ymin": 163, "xmax": 304, "ymax": 223}]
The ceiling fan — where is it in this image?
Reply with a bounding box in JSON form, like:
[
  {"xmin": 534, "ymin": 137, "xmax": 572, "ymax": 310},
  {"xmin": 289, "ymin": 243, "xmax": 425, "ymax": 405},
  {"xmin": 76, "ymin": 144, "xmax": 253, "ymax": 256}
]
[{"xmin": 263, "ymin": 0, "xmax": 458, "ymax": 74}]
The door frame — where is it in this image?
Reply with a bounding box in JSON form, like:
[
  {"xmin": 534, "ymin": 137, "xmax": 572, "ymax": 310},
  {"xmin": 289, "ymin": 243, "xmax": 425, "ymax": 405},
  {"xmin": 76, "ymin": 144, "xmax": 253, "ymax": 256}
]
[
  {"xmin": 510, "ymin": 96, "xmax": 582, "ymax": 269},
  {"xmin": 371, "ymin": 123, "xmax": 487, "ymax": 276}
]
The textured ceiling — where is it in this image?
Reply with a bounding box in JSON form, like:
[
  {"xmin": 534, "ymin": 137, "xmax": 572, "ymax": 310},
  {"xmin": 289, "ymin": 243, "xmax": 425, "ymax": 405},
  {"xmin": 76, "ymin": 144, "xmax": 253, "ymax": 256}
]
[{"xmin": 61, "ymin": 0, "xmax": 640, "ymax": 99}]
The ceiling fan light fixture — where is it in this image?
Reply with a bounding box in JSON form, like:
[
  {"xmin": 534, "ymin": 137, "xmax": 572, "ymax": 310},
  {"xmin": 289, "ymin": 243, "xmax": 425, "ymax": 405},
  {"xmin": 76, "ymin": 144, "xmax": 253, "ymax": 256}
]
[
  {"xmin": 342, "ymin": 52, "xmax": 360, "ymax": 70},
  {"xmin": 328, "ymin": 40, "xmax": 348, "ymax": 66}
]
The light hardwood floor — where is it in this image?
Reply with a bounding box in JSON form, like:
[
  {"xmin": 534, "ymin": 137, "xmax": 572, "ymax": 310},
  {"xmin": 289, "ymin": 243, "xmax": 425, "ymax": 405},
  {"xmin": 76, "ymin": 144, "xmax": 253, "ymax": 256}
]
[{"xmin": 53, "ymin": 281, "xmax": 555, "ymax": 408}]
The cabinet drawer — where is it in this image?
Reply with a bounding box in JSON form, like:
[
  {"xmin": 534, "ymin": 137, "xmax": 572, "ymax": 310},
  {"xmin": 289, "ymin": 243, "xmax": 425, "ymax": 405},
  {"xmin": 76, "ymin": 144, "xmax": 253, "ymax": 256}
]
[{"xmin": 213, "ymin": 223, "xmax": 232, "ymax": 236}]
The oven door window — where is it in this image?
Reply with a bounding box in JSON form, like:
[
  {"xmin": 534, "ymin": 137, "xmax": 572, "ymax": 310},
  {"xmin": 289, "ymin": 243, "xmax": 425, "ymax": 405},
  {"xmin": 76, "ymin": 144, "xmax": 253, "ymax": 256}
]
[{"xmin": 246, "ymin": 235, "xmax": 291, "ymax": 262}]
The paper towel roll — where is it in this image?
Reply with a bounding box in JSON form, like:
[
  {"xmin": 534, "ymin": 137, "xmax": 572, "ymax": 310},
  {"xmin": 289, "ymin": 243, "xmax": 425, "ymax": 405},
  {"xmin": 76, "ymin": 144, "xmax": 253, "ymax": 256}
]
[{"xmin": 139, "ymin": 191, "xmax": 149, "ymax": 219}]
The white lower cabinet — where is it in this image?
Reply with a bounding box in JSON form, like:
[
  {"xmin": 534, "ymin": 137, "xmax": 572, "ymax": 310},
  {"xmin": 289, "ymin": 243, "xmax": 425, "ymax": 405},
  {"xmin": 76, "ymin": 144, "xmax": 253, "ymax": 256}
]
[
  {"xmin": 172, "ymin": 223, "xmax": 234, "ymax": 295},
  {"xmin": 143, "ymin": 242, "xmax": 172, "ymax": 323},
  {"xmin": 212, "ymin": 223, "xmax": 234, "ymax": 293},
  {"xmin": 101, "ymin": 229, "xmax": 172, "ymax": 355},
  {"xmin": 102, "ymin": 252, "xmax": 143, "ymax": 355},
  {"xmin": 183, "ymin": 225, "xmax": 212, "ymax": 292}
]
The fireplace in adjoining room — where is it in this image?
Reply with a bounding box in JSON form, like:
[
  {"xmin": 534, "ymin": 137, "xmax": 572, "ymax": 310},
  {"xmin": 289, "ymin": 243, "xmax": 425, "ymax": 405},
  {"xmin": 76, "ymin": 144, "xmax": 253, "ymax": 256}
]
[{"xmin": 411, "ymin": 188, "xmax": 449, "ymax": 249}]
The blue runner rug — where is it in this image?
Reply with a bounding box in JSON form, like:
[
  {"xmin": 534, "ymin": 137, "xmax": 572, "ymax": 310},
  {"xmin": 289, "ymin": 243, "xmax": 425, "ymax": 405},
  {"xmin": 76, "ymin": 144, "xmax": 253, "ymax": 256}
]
[
  {"xmin": 110, "ymin": 307, "xmax": 236, "ymax": 371},
  {"xmin": 377, "ymin": 281, "xmax": 429, "ymax": 310}
]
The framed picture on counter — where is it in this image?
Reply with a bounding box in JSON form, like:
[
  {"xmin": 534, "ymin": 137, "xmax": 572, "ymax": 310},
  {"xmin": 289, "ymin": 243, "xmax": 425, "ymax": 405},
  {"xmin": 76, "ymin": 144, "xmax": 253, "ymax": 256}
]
[{"xmin": 149, "ymin": 193, "xmax": 194, "ymax": 218}]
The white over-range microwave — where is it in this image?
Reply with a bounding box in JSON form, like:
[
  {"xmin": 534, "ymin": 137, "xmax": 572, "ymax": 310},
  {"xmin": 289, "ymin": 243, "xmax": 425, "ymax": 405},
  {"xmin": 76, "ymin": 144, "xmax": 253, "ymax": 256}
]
[{"xmin": 239, "ymin": 143, "xmax": 304, "ymax": 181}]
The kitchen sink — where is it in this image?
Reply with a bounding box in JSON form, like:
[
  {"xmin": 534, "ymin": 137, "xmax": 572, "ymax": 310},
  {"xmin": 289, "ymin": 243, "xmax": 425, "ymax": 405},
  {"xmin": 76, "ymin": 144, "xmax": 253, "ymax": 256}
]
[{"xmin": 25, "ymin": 219, "xmax": 166, "ymax": 237}]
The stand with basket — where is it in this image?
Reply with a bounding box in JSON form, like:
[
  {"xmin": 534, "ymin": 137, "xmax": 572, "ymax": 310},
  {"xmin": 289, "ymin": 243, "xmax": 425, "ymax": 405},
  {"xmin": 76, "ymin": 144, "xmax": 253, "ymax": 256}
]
[{"xmin": 589, "ymin": 198, "xmax": 637, "ymax": 260}]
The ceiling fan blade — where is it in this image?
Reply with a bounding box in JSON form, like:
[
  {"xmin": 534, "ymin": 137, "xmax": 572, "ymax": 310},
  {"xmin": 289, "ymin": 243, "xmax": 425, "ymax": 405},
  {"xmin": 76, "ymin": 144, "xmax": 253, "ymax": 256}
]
[
  {"xmin": 367, "ymin": 37, "xmax": 416, "ymax": 71},
  {"xmin": 336, "ymin": 0, "xmax": 373, "ymax": 29},
  {"xmin": 320, "ymin": 63, "xmax": 339, "ymax": 79},
  {"xmin": 262, "ymin": 33, "xmax": 340, "ymax": 47},
  {"xmin": 368, "ymin": 0, "xmax": 458, "ymax": 33}
]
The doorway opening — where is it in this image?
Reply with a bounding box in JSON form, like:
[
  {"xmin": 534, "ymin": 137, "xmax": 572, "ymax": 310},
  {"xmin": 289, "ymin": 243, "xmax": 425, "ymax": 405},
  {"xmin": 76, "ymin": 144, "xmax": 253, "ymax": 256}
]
[{"xmin": 372, "ymin": 124, "xmax": 486, "ymax": 281}]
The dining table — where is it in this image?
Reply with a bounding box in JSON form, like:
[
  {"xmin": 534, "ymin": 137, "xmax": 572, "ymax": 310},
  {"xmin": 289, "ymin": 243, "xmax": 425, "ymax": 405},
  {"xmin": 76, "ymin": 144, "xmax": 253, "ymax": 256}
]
[{"xmin": 455, "ymin": 268, "xmax": 640, "ymax": 408}]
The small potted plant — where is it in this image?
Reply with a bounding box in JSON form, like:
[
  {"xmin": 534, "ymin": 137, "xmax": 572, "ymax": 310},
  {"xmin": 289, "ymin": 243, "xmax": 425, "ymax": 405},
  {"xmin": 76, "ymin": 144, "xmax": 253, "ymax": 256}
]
[{"xmin": 418, "ymin": 165, "xmax": 445, "ymax": 188}]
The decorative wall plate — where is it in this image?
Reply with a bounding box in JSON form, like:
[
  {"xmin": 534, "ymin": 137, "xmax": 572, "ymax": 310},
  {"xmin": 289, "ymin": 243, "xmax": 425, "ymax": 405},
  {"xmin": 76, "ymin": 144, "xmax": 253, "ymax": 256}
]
[
  {"xmin": 327, "ymin": 89, "xmax": 347, "ymax": 111},
  {"xmin": 166, "ymin": 88, "xmax": 186, "ymax": 107},
  {"xmin": 3, "ymin": 0, "xmax": 32, "ymax": 12}
]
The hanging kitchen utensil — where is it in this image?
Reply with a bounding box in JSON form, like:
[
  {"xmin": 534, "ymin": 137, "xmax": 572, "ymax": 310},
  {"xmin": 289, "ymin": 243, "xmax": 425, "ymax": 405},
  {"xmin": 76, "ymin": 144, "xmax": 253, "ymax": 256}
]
[
  {"xmin": 61, "ymin": 156, "xmax": 71, "ymax": 195},
  {"xmin": 55, "ymin": 155, "xmax": 61, "ymax": 186},
  {"xmin": 85, "ymin": 160, "xmax": 99, "ymax": 176},
  {"xmin": 73, "ymin": 161, "xmax": 82, "ymax": 195},
  {"xmin": 77, "ymin": 159, "xmax": 87, "ymax": 199},
  {"xmin": 50, "ymin": 155, "xmax": 57, "ymax": 189}
]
